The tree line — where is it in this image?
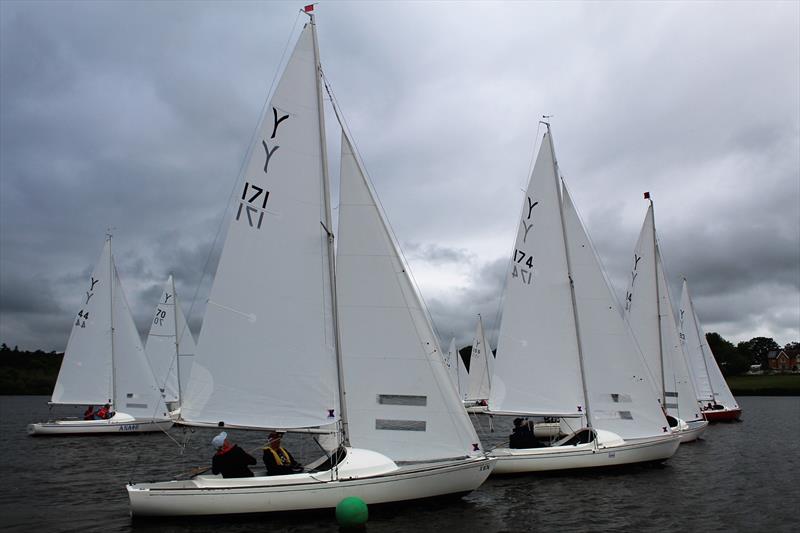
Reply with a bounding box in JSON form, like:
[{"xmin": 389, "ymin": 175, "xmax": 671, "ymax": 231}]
[{"xmin": 705, "ymin": 334, "xmax": 798, "ymax": 376}]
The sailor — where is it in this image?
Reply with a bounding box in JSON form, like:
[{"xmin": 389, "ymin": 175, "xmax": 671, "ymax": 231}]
[
  {"xmin": 211, "ymin": 431, "xmax": 256, "ymax": 478},
  {"xmin": 95, "ymin": 404, "xmax": 111, "ymax": 420},
  {"xmin": 83, "ymin": 405, "xmax": 95, "ymax": 420},
  {"xmin": 509, "ymin": 417, "xmax": 537, "ymax": 449},
  {"xmin": 263, "ymin": 432, "xmax": 303, "ymax": 475}
]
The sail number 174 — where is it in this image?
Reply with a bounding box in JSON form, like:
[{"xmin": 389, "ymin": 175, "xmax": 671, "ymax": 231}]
[{"xmin": 512, "ymin": 249, "xmax": 533, "ymax": 285}]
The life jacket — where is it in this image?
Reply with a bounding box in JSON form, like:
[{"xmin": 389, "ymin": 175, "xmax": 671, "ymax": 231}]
[
  {"xmin": 264, "ymin": 446, "xmax": 292, "ymax": 466},
  {"xmin": 96, "ymin": 407, "xmax": 109, "ymax": 419}
]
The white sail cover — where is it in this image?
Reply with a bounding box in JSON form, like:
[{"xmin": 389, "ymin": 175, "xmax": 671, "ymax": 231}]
[
  {"xmin": 52, "ymin": 239, "xmax": 114, "ymax": 405},
  {"xmin": 144, "ymin": 275, "xmax": 196, "ymax": 404},
  {"xmin": 679, "ymin": 280, "xmax": 739, "ymax": 410},
  {"xmin": 110, "ymin": 263, "xmax": 170, "ymax": 420},
  {"xmin": 466, "ymin": 317, "xmax": 493, "ymax": 401},
  {"xmin": 562, "ymin": 188, "xmax": 669, "ymax": 439},
  {"xmin": 489, "ymin": 131, "xmax": 585, "ymax": 416},
  {"xmin": 181, "ymin": 24, "xmax": 340, "ymax": 429},
  {"xmin": 337, "ymin": 131, "xmax": 482, "ymax": 461},
  {"xmin": 624, "ymin": 207, "xmax": 701, "ymax": 422}
]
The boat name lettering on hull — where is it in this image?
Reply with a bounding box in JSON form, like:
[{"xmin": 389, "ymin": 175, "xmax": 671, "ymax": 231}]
[{"xmin": 119, "ymin": 424, "xmax": 139, "ymax": 431}]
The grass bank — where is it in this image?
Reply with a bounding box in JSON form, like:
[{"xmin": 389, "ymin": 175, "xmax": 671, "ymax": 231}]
[{"xmin": 727, "ymin": 374, "xmax": 800, "ymax": 396}]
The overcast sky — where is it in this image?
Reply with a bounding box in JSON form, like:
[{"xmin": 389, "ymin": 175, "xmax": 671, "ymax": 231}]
[{"xmin": 1, "ymin": 0, "xmax": 798, "ymax": 354}]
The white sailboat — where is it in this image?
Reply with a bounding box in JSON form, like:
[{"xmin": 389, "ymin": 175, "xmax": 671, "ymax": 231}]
[
  {"xmin": 465, "ymin": 315, "xmax": 493, "ymax": 412},
  {"xmin": 679, "ymin": 279, "xmax": 742, "ymax": 421},
  {"xmin": 28, "ymin": 235, "xmax": 172, "ymax": 435},
  {"xmin": 487, "ymin": 124, "xmax": 680, "ymax": 473},
  {"xmin": 127, "ymin": 12, "xmax": 492, "ymax": 517},
  {"xmin": 623, "ymin": 198, "xmax": 708, "ymax": 442},
  {"xmin": 144, "ymin": 274, "xmax": 196, "ymax": 417}
]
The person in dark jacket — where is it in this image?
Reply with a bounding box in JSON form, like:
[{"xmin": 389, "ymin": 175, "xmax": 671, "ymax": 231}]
[
  {"xmin": 83, "ymin": 405, "xmax": 95, "ymax": 420},
  {"xmin": 211, "ymin": 432, "xmax": 256, "ymax": 478},
  {"xmin": 509, "ymin": 417, "xmax": 538, "ymax": 449},
  {"xmin": 263, "ymin": 432, "xmax": 302, "ymax": 476}
]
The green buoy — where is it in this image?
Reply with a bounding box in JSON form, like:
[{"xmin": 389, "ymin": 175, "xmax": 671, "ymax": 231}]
[{"xmin": 336, "ymin": 496, "xmax": 368, "ymax": 527}]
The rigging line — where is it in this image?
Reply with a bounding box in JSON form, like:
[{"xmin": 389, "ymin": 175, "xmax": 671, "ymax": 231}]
[{"xmin": 180, "ymin": 11, "xmax": 303, "ymax": 345}]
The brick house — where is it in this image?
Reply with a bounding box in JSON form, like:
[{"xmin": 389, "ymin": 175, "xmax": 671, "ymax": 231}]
[{"xmin": 766, "ymin": 349, "xmax": 800, "ymax": 371}]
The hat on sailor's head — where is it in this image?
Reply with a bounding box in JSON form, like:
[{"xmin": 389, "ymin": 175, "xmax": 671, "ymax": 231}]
[
  {"xmin": 211, "ymin": 431, "xmax": 227, "ymax": 449},
  {"xmin": 268, "ymin": 431, "xmax": 284, "ymax": 440}
]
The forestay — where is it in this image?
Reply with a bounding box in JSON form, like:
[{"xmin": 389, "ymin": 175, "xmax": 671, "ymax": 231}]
[
  {"xmin": 337, "ymin": 131, "xmax": 481, "ymax": 462},
  {"xmin": 145, "ymin": 275, "xmax": 196, "ymax": 404},
  {"xmin": 489, "ymin": 131, "xmax": 584, "ymax": 417},
  {"xmin": 51, "ymin": 240, "xmax": 114, "ymax": 406},
  {"xmin": 562, "ymin": 188, "xmax": 668, "ymax": 439},
  {"xmin": 466, "ymin": 317, "xmax": 493, "ymax": 401},
  {"xmin": 181, "ymin": 24, "xmax": 340, "ymax": 430}
]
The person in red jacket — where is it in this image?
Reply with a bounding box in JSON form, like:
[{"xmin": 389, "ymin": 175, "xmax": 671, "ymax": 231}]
[
  {"xmin": 83, "ymin": 405, "xmax": 95, "ymax": 420},
  {"xmin": 95, "ymin": 404, "xmax": 111, "ymax": 420},
  {"xmin": 211, "ymin": 432, "xmax": 256, "ymax": 478}
]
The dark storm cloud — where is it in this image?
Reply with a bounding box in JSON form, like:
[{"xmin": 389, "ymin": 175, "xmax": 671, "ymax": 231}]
[{"xmin": 1, "ymin": 0, "xmax": 797, "ymax": 354}]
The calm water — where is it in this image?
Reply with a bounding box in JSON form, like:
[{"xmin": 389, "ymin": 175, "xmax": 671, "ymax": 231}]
[{"xmin": 1, "ymin": 396, "xmax": 797, "ymax": 532}]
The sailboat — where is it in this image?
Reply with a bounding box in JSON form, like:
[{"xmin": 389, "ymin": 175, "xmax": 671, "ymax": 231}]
[
  {"xmin": 623, "ymin": 198, "xmax": 708, "ymax": 442},
  {"xmin": 486, "ymin": 124, "xmax": 680, "ymax": 473},
  {"xmin": 144, "ymin": 275, "xmax": 196, "ymax": 417},
  {"xmin": 465, "ymin": 315, "xmax": 493, "ymax": 412},
  {"xmin": 679, "ymin": 279, "xmax": 742, "ymax": 421},
  {"xmin": 127, "ymin": 12, "xmax": 492, "ymax": 517},
  {"xmin": 28, "ymin": 235, "xmax": 173, "ymax": 435}
]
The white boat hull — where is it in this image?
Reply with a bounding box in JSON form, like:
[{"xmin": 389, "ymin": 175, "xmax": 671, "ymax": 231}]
[
  {"xmin": 490, "ymin": 433, "xmax": 680, "ymax": 474},
  {"xmin": 128, "ymin": 448, "xmax": 494, "ymax": 517},
  {"xmin": 28, "ymin": 412, "xmax": 172, "ymax": 436},
  {"xmin": 677, "ymin": 419, "xmax": 708, "ymax": 443}
]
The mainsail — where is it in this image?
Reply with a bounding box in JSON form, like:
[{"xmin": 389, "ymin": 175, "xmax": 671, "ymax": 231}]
[
  {"xmin": 466, "ymin": 316, "xmax": 493, "ymax": 401},
  {"xmin": 181, "ymin": 23, "xmax": 339, "ymax": 430},
  {"xmin": 489, "ymin": 131, "xmax": 584, "ymax": 417},
  {"xmin": 679, "ymin": 280, "xmax": 739, "ymax": 410},
  {"xmin": 624, "ymin": 205, "xmax": 702, "ymax": 422},
  {"xmin": 145, "ymin": 275, "xmax": 196, "ymax": 404},
  {"xmin": 337, "ymin": 131, "xmax": 481, "ymax": 461}
]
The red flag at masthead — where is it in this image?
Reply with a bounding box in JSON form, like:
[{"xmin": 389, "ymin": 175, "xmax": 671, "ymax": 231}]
[{"xmin": 304, "ymin": 4, "xmax": 315, "ymax": 12}]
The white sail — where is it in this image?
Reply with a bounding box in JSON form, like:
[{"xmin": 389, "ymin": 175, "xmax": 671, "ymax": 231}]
[
  {"xmin": 489, "ymin": 131, "xmax": 585, "ymax": 416},
  {"xmin": 337, "ymin": 131, "xmax": 481, "ymax": 461},
  {"xmin": 456, "ymin": 343, "xmax": 469, "ymax": 401},
  {"xmin": 51, "ymin": 239, "xmax": 114, "ymax": 406},
  {"xmin": 181, "ymin": 24, "xmax": 339, "ymax": 430},
  {"xmin": 110, "ymin": 263, "xmax": 170, "ymax": 420},
  {"xmin": 624, "ymin": 206, "xmax": 702, "ymax": 422},
  {"xmin": 680, "ymin": 280, "xmax": 739, "ymax": 410},
  {"xmin": 679, "ymin": 281, "xmax": 714, "ymax": 402},
  {"xmin": 145, "ymin": 275, "xmax": 196, "ymax": 404},
  {"xmin": 562, "ymin": 188, "xmax": 669, "ymax": 439},
  {"xmin": 466, "ymin": 316, "xmax": 493, "ymax": 401},
  {"xmin": 656, "ymin": 252, "xmax": 702, "ymax": 422},
  {"xmin": 442, "ymin": 337, "xmax": 461, "ymax": 394}
]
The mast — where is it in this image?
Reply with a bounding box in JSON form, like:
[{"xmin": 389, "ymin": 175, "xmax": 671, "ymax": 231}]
[
  {"xmin": 107, "ymin": 232, "xmax": 116, "ymax": 409},
  {"xmin": 171, "ymin": 274, "xmax": 182, "ymax": 405},
  {"xmin": 545, "ymin": 122, "xmax": 592, "ymax": 427},
  {"xmin": 307, "ymin": 10, "xmax": 349, "ymax": 443},
  {"xmin": 650, "ymin": 198, "xmax": 666, "ymax": 406}
]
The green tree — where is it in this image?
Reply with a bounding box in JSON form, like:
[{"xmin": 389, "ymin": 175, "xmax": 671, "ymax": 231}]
[
  {"xmin": 706, "ymin": 332, "xmax": 749, "ymax": 376},
  {"xmin": 737, "ymin": 336, "xmax": 780, "ymax": 370}
]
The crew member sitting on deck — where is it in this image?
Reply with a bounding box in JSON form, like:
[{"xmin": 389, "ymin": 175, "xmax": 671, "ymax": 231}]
[
  {"xmin": 211, "ymin": 431, "xmax": 256, "ymax": 478},
  {"xmin": 83, "ymin": 405, "xmax": 95, "ymax": 420},
  {"xmin": 95, "ymin": 404, "xmax": 112, "ymax": 420},
  {"xmin": 263, "ymin": 432, "xmax": 303, "ymax": 475},
  {"xmin": 509, "ymin": 417, "xmax": 538, "ymax": 449}
]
